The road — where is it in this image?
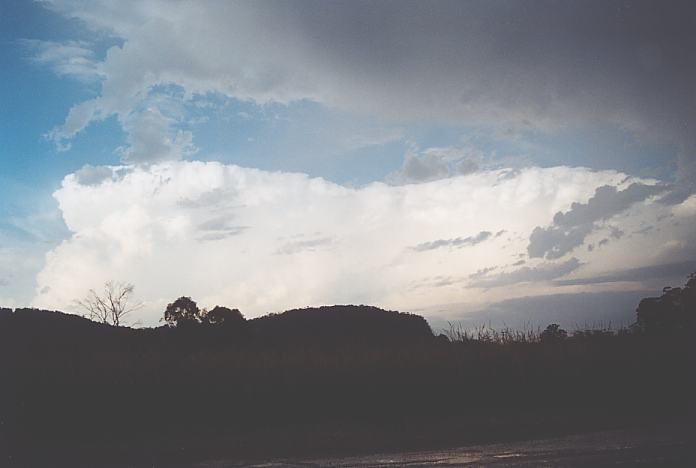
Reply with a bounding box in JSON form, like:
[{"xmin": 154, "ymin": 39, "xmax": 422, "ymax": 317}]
[{"xmin": 198, "ymin": 423, "xmax": 696, "ymax": 467}]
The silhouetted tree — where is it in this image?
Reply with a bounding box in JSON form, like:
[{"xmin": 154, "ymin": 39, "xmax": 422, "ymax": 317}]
[
  {"xmin": 540, "ymin": 323, "xmax": 567, "ymax": 343},
  {"xmin": 77, "ymin": 281, "xmax": 142, "ymax": 326},
  {"xmin": 204, "ymin": 306, "xmax": 245, "ymax": 326},
  {"xmin": 164, "ymin": 296, "xmax": 201, "ymax": 327},
  {"xmin": 634, "ymin": 272, "xmax": 696, "ymax": 334}
]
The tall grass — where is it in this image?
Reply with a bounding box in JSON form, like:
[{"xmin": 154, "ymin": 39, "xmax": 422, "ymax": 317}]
[
  {"xmin": 444, "ymin": 321, "xmax": 629, "ymax": 344},
  {"xmin": 445, "ymin": 321, "xmax": 541, "ymax": 344}
]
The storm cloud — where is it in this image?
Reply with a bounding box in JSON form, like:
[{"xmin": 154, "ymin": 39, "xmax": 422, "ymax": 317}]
[
  {"xmin": 42, "ymin": 0, "xmax": 696, "ymax": 181},
  {"xmin": 468, "ymin": 257, "xmax": 582, "ymax": 288},
  {"xmin": 527, "ymin": 183, "xmax": 666, "ymax": 259},
  {"xmin": 9, "ymin": 1, "xmax": 696, "ymax": 323},
  {"xmin": 553, "ymin": 260, "xmax": 696, "ymax": 287}
]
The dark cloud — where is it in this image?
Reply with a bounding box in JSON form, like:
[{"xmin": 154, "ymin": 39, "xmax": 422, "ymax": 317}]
[
  {"xmin": 527, "ymin": 183, "xmax": 666, "ymax": 259},
  {"xmin": 468, "ymin": 266, "xmax": 498, "ymax": 280},
  {"xmin": 633, "ymin": 225, "xmax": 655, "ymax": 235},
  {"xmin": 48, "ymin": 1, "xmax": 696, "ymax": 193},
  {"xmin": 443, "ymin": 290, "xmax": 654, "ymax": 332},
  {"xmin": 527, "ymin": 223, "xmax": 594, "ymax": 260},
  {"xmin": 268, "ymin": 1, "xmax": 696, "ymax": 168},
  {"xmin": 389, "ymin": 152, "xmax": 450, "ymax": 184},
  {"xmin": 456, "ymin": 158, "xmax": 479, "ymax": 176},
  {"xmin": 609, "ymin": 226, "xmax": 624, "ymax": 239},
  {"xmin": 411, "ymin": 231, "xmax": 492, "ymax": 252},
  {"xmin": 553, "ymin": 260, "xmax": 696, "ymax": 287},
  {"xmin": 387, "ymin": 147, "xmax": 481, "ymax": 184},
  {"xmin": 468, "ymin": 257, "xmax": 581, "ymax": 288}
]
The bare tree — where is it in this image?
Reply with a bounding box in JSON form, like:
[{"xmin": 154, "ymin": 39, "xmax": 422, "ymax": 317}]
[{"xmin": 77, "ymin": 281, "xmax": 142, "ymax": 326}]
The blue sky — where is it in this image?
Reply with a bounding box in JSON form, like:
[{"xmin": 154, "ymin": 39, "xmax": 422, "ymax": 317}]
[{"xmin": 2, "ymin": 1, "xmax": 695, "ymax": 326}]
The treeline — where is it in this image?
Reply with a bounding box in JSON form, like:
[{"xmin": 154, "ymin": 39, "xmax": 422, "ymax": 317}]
[{"xmin": 1, "ymin": 275, "xmax": 695, "ymax": 467}]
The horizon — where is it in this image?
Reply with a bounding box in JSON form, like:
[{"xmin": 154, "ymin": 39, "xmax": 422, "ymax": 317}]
[{"xmin": 2, "ymin": 0, "xmax": 696, "ymax": 328}]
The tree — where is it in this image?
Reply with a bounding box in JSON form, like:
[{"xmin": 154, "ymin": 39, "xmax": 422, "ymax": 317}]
[
  {"xmin": 204, "ymin": 306, "xmax": 245, "ymax": 326},
  {"xmin": 77, "ymin": 281, "xmax": 142, "ymax": 327},
  {"xmin": 164, "ymin": 296, "xmax": 201, "ymax": 327},
  {"xmin": 540, "ymin": 323, "xmax": 567, "ymax": 343},
  {"xmin": 634, "ymin": 272, "xmax": 696, "ymax": 334}
]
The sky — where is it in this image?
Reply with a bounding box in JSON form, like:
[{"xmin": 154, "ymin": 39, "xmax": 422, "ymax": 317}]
[{"xmin": 1, "ymin": 0, "xmax": 696, "ymax": 329}]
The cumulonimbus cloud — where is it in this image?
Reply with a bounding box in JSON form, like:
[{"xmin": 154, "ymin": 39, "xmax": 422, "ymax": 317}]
[{"xmin": 33, "ymin": 162, "xmax": 655, "ymax": 324}]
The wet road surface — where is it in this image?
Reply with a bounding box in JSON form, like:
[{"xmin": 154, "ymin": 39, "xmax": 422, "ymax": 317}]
[{"xmin": 198, "ymin": 424, "xmax": 696, "ymax": 467}]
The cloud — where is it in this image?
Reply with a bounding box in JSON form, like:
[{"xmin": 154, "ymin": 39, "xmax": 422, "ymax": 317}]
[
  {"xmin": 388, "ymin": 150, "xmax": 451, "ymax": 184},
  {"xmin": 35, "ymin": 0, "xmax": 695, "ymax": 198},
  {"xmin": 195, "ymin": 216, "xmax": 247, "ymax": 242},
  {"xmin": 468, "ymin": 257, "xmax": 582, "ymax": 288},
  {"xmin": 116, "ymin": 107, "xmax": 197, "ymax": 164},
  {"xmin": 672, "ymin": 194, "xmax": 696, "ymax": 218},
  {"xmin": 74, "ymin": 164, "xmax": 115, "ymax": 186},
  {"xmin": 387, "ymin": 146, "xmax": 482, "ymax": 184},
  {"xmin": 527, "ymin": 183, "xmax": 666, "ymax": 259},
  {"xmin": 0, "ymin": 241, "xmax": 50, "ymax": 308},
  {"xmin": 553, "ymin": 260, "xmax": 696, "ymax": 287},
  {"xmin": 411, "ymin": 231, "xmax": 492, "ymax": 252},
  {"xmin": 34, "ymin": 163, "xmax": 637, "ymax": 323},
  {"xmin": 468, "ymin": 266, "xmax": 498, "ymax": 280},
  {"xmin": 443, "ymin": 290, "xmax": 653, "ymax": 332},
  {"xmin": 21, "ymin": 39, "xmax": 103, "ymax": 82}
]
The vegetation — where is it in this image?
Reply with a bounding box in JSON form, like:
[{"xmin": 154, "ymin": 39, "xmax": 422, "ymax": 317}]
[
  {"xmin": 203, "ymin": 305, "xmax": 245, "ymax": 326},
  {"xmin": 76, "ymin": 281, "xmax": 142, "ymax": 327},
  {"xmin": 634, "ymin": 272, "xmax": 696, "ymax": 334},
  {"xmin": 2, "ymin": 274, "xmax": 695, "ymax": 466},
  {"xmin": 163, "ymin": 295, "xmax": 202, "ymax": 327}
]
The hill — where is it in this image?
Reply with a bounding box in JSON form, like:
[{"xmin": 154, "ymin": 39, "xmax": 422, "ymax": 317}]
[
  {"xmin": 0, "ymin": 304, "xmax": 434, "ymax": 351},
  {"xmin": 2, "ymin": 285, "xmax": 695, "ymax": 467}
]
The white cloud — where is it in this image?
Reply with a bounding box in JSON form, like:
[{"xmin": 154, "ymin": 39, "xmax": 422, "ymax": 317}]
[
  {"xmin": 21, "ymin": 39, "xmax": 103, "ymax": 82},
  {"xmin": 673, "ymin": 194, "xmax": 696, "ymax": 218},
  {"xmin": 32, "ymin": 161, "xmax": 690, "ymax": 325},
  {"xmin": 0, "ymin": 243, "xmax": 48, "ymax": 308}
]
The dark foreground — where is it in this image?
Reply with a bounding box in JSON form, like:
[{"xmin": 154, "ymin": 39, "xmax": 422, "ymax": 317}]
[
  {"xmin": 202, "ymin": 423, "xmax": 696, "ymax": 467},
  {"xmin": 2, "ymin": 289, "xmax": 695, "ymax": 466}
]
